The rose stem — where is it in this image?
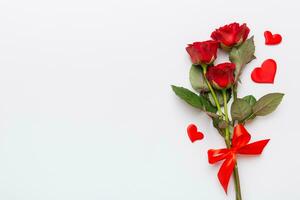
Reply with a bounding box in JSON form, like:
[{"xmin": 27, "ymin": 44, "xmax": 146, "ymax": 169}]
[
  {"xmin": 232, "ymin": 84, "xmax": 238, "ymax": 101},
  {"xmin": 202, "ymin": 64, "xmax": 242, "ymax": 199},
  {"xmin": 231, "ymin": 84, "xmax": 237, "ymax": 126},
  {"xmin": 222, "ymin": 89, "xmax": 242, "ymax": 200},
  {"xmin": 201, "ymin": 64, "xmax": 223, "ymax": 115},
  {"xmin": 233, "ymin": 165, "xmax": 242, "ymax": 200},
  {"xmin": 221, "ymin": 90, "xmax": 230, "ymax": 147}
]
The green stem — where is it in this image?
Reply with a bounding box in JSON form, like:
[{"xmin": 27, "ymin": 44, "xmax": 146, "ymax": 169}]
[
  {"xmin": 231, "ymin": 84, "xmax": 237, "ymax": 126},
  {"xmin": 232, "ymin": 84, "xmax": 238, "ymax": 101},
  {"xmin": 222, "ymin": 90, "xmax": 230, "ymax": 148},
  {"xmin": 222, "ymin": 89, "xmax": 242, "ymax": 200},
  {"xmin": 202, "ymin": 65, "xmax": 223, "ymax": 116},
  {"xmin": 233, "ymin": 165, "xmax": 242, "ymax": 200}
]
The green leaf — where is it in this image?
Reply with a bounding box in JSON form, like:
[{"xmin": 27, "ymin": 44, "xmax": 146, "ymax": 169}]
[
  {"xmin": 252, "ymin": 93, "xmax": 284, "ymax": 116},
  {"xmin": 243, "ymin": 95, "xmax": 257, "ymax": 106},
  {"xmin": 206, "ymin": 89, "xmax": 232, "ymax": 107},
  {"xmin": 206, "ymin": 112, "xmax": 219, "ymax": 119},
  {"xmin": 212, "ymin": 117, "xmax": 233, "ymax": 138},
  {"xmin": 189, "ymin": 65, "xmax": 209, "ymax": 92},
  {"xmin": 171, "ymin": 85, "xmax": 217, "ymax": 113},
  {"xmin": 229, "ymin": 36, "xmax": 255, "ymax": 81},
  {"xmin": 212, "ymin": 117, "xmax": 225, "ymax": 137},
  {"xmin": 242, "ymin": 95, "xmax": 257, "ymax": 121},
  {"xmin": 231, "ymin": 98, "xmax": 252, "ymax": 122}
]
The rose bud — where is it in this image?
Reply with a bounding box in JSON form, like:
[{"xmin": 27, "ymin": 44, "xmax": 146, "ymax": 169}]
[
  {"xmin": 211, "ymin": 22, "xmax": 250, "ymax": 49},
  {"xmin": 206, "ymin": 62, "xmax": 236, "ymax": 90},
  {"xmin": 186, "ymin": 40, "xmax": 219, "ymax": 65}
]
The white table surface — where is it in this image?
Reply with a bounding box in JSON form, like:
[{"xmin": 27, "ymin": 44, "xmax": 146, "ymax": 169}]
[{"xmin": 0, "ymin": 0, "xmax": 299, "ymax": 199}]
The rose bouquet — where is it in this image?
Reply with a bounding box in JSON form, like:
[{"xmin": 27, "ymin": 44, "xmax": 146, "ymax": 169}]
[{"xmin": 171, "ymin": 22, "xmax": 284, "ymax": 200}]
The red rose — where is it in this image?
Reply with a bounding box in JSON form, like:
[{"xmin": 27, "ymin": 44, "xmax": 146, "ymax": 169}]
[
  {"xmin": 206, "ymin": 63, "xmax": 236, "ymax": 89},
  {"xmin": 186, "ymin": 40, "xmax": 219, "ymax": 65},
  {"xmin": 211, "ymin": 23, "xmax": 250, "ymax": 48}
]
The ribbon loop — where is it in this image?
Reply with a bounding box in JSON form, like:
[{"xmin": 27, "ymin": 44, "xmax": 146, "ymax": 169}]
[{"xmin": 208, "ymin": 148, "xmax": 230, "ymax": 164}]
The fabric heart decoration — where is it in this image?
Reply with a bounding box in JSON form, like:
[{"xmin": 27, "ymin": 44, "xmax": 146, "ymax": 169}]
[
  {"xmin": 251, "ymin": 59, "xmax": 277, "ymax": 83},
  {"xmin": 187, "ymin": 124, "xmax": 204, "ymax": 142},
  {"xmin": 264, "ymin": 31, "xmax": 282, "ymax": 45}
]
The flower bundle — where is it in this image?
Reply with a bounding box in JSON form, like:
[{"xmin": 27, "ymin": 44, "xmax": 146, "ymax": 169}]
[{"xmin": 171, "ymin": 22, "xmax": 284, "ymax": 200}]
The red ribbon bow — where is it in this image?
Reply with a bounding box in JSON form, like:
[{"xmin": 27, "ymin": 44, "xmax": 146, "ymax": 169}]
[{"xmin": 208, "ymin": 124, "xmax": 270, "ymax": 193}]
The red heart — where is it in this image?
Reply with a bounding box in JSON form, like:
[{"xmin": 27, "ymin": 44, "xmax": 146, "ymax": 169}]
[
  {"xmin": 187, "ymin": 124, "xmax": 204, "ymax": 143},
  {"xmin": 251, "ymin": 59, "xmax": 277, "ymax": 84},
  {"xmin": 264, "ymin": 31, "xmax": 282, "ymax": 45}
]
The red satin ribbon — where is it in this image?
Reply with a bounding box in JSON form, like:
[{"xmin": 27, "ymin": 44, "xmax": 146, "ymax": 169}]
[{"xmin": 208, "ymin": 124, "xmax": 270, "ymax": 193}]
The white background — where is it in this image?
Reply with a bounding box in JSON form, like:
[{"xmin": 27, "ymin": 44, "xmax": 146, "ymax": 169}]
[{"xmin": 0, "ymin": 0, "xmax": 299, "ymax": 199}]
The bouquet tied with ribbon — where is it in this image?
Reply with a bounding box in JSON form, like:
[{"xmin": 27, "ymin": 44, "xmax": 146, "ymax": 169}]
[{"xmin": 172, "ymin": 22, "xmax": 284, "ymax": 200}]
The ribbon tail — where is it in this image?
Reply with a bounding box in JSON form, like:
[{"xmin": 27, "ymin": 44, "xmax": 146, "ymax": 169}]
[
  {"xmin": 217, "ymin": 156, "xmax": 236, "ymax": 193},
  {"xmin": 238, "ymin": 139, "xmax": 270, "ymax": 155}
]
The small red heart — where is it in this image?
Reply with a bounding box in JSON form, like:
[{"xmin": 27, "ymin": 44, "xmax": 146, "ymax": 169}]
[
  {"xmin": 187, "ymin": 124, "xmax": 204, "ymax": 143},
  {"xmin": 264, "ymin": 31, "xmax": 282, "ymax": 45},
  {"xmin": 251, "ymin": 59, "xmax": 277, "ymax": 84}
]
